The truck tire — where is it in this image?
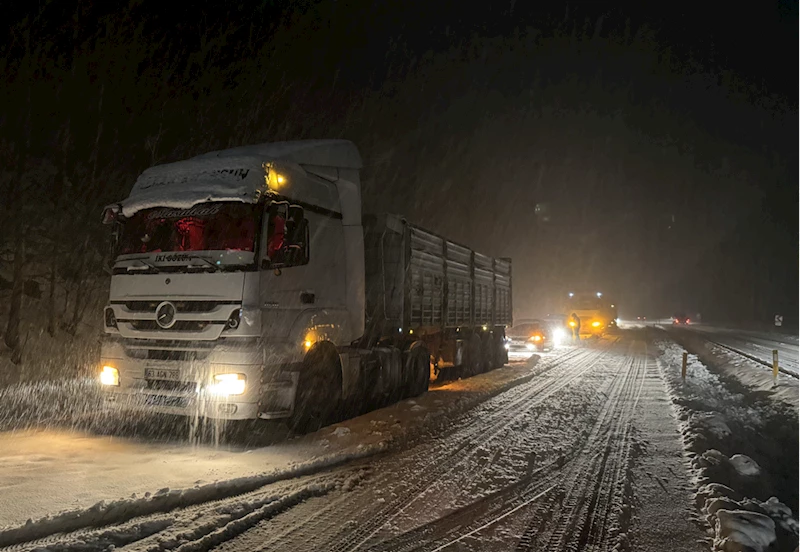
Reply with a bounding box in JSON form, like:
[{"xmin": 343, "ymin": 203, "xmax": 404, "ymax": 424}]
[
  {"xmin": 464, "ymin": 333, "xmax": 482, "ymax": 376},
  {"xmin": 289, "ymin": 346, "xmax": 342, "ymax": 434},
  {"xmin": 481, "ymin": 333, "xmax": 496, "ymax": 372},
  {"xmin": 404, "ymin": 342, "xmax": 431, "ymax": 398}
]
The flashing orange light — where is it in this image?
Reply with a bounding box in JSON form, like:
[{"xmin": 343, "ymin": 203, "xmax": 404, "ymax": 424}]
[
  {"xmin": 531, "ymin": 334, "xmax": 542, "ymax": 342},
  {"xmin": 569, "ymin": 321, "xmax": 577, "ymax": 327}
]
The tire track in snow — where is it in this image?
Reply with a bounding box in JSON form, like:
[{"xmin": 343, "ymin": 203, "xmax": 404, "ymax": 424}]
[
  {"xmin": 0, "ymin": 456, "xmax": 370, "ymax": 551},
  {"xmin": 364, "ymin": 340, "xmax": 643, "ymax": 552},
  {"xmin": 514, "ymin": 340, "xmax": 647, "ymax": 552},
  {"xmin": 1, "ymin": 469, "xmax": 364, "ymax": 552},
  {"xmin": 226, "ymin": 342, "xmax": 618, "ymax": 552}
]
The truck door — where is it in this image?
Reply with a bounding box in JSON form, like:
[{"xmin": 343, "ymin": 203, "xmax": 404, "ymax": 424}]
[{"xmin": 258, "ymin": 201, "xmax": 347, "ymax": 343}]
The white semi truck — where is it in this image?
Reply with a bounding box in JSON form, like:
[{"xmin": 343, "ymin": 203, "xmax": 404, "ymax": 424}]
[{"xmin": 99, "ymin": 140, "xmax": 512, "ymax": 430}]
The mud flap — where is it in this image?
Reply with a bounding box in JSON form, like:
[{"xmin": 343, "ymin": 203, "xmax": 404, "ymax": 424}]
[{"xmin": 257, "ymin": 371, "xmax": 299, "ymax": 419}]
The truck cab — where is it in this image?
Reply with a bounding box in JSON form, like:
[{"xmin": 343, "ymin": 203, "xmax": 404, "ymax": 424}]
[{"xmin": 100, "ymin": 140, "xmax": 365, "ymax": 424}]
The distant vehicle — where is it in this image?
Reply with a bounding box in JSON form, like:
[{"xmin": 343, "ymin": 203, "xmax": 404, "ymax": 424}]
[
  {"xmin": 507, "ymin": 320, "xmax": 553, "ymax": 352},
  {"xmin": 637, "ymin": 316, "xmax": 647, "ymax": 321},
  {"xmin": 560, "ymin": 291, "xmax": 616, "ymax": 337},
  {"xmin": 543, "ymin": 314, "xmax": 569, "ymax": 344},
  {"xmin": 673, "ymin": 313, "xmax": 690, "ymax": 325}
]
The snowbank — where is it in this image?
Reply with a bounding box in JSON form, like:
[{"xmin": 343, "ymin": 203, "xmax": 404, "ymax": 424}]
[
  {"xmin": 654, "ymin": 337, "xmax": 799, "ymax": 551},
  {"xmin": 714, "ymin": 509, "xmax": 776, "ymax": 552}
]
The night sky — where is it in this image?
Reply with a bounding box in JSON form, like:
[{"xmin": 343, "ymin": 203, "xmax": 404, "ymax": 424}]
[{"xmin": 1, "ymin": 1, "xmax": 797, "ymax": 326}]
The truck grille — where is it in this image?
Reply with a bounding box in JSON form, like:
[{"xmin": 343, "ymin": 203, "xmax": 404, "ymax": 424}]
[
  {"xmin": 146, "ymin": 349, "xmax": 200, "ymax": 361},
  {"xmin": 118, "ymin": 300, "xmax": 236, "ymax": 313},
  {"xmin": 124, "ymin": 340, "xmax": 215, "ymax": 362},
  {"xmin": 130, "ymin": 320, "xmax": 220, "ymax": 332}
]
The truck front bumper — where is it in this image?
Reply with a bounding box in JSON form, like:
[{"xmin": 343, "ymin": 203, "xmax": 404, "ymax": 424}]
[
  {"xmin": 98, "ymin": 361, "xmax": 299, "ymax": 421},
  {"xmin": 100, "ymin": 387, "xmax": 263, "ymax": 420}
]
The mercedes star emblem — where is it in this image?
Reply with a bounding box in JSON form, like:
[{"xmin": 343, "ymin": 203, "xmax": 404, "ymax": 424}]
[{"xmin": 155, "ymin": 301, "xmax": 177, "ymax": 329}]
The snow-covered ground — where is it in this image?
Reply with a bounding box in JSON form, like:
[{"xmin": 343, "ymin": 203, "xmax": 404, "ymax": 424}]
[
  {"xmin": 652, "ymin": 335, "xmax": 798, "ymax": 552},
  {"xmin": 0, "ymin": 330, "xmax": 796, "ymax": 551},
  {"xmin": 665, "ymin": 325, "xmax": 798, "ymax": 412},
  {"xmin": 0, "ymin": 353, "xmax": 547, "ymax": 531},
  {"xmin": 682, "ymin": 325, "xmax": 800, "ymax": 377}
]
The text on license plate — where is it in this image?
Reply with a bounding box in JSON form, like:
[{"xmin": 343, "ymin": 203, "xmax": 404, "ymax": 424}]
[{"xmin": 144, "ymin": 368, "xmax": 180, "ymax": 380}]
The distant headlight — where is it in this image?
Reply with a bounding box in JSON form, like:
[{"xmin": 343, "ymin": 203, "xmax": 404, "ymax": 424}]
[
  {"xmin": 100, "ymin": 365, "xmax": 119, "ymax": 386},
  {"xmin": 209, "ymin": 373, "xmax": 246, "ymax": 396},
  {"xmin": 553, "ymin": 328, "xmax": 566, "ymax": 343}
]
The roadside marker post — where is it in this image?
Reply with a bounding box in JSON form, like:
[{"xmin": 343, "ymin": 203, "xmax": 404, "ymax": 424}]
[
  {"xmin": 772, "ymin": 350, "xmax": 779, "ymax": 383},
  {"xmin": 681, "ymin": 352, "xmax": 688, "ymax": 381}
]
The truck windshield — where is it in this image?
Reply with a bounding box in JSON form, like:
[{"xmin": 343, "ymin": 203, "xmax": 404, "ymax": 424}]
[{"xmin": 118, "ymin": 202, "xmax": 260, "ymax": 256}]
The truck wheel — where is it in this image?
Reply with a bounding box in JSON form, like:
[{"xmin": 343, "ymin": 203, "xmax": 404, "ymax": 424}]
[
  {"xmin": 464, "ymin": 334, "xmax": 482, "ymax": 376},
  {"xmin": 481, "ymin": 333, "xmax": 496, "ymax": 372},
  {"xmin": 289, "ymin": 346, "xmax": 342, "ymax": 434},
  {"xmin": 404, "ymin": 342, "xmax": 431, "ymax": 398}
]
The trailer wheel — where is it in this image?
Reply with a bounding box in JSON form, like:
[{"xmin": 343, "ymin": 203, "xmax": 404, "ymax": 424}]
[
  {"xmin": 404, "ymin": 342, "xmax": 431, "ymax": 398},
  {"xmin": 289, "ymin": 346, "xmax": 342, "ymax": 434},
  {"xmin": 481, "ymin": 333, "xmax": 496, "ymax": 372},
  {"xmin": 464, "ymin": 333, "xmax": 482, "ymax": 376}
]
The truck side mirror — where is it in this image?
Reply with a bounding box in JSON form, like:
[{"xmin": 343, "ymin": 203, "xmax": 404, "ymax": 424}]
[{"xmin": 284, "ymin": 216, "xmax": 309, "ymax": 266}]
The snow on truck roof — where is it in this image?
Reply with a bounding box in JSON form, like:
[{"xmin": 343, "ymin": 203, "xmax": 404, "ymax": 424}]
[
  {"xmin": 115, "ymin": 140, "xmax": 362, "ymax": 217},
  {"xmin": 195, "ymin": 139, "xmax": 362, "ymax": 169}
]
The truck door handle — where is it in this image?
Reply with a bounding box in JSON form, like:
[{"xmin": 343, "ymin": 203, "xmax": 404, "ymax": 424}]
[{"xmin": 300, "ymin": 292, "xmax": 315, "ymax": 304}]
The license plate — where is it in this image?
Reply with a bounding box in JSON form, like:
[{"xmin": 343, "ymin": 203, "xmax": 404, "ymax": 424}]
[
  {"xmin": 144, "ymin": 394, "xmax": 189, "ymax": 408},
  {"xmin": 145, "ymin": 368, "xmax": 180, "ymax": 380}
]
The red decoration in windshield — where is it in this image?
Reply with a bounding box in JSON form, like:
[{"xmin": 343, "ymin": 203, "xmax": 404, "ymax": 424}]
[{"xmin": 119, "ymin": 203, "xmax": 258, "ymax": 255}]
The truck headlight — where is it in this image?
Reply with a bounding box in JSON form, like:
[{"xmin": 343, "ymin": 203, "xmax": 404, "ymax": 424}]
[
  {"xmin": 592, "ymin": 321, "xmax": 601, "ymax": 328},
  {"xmin": 209, "ymin": 373, "xmax": 246, "ymax": 396},
  {"xmin": 100, "ymin": 365, "xmax": 119, "ymax": 386}
]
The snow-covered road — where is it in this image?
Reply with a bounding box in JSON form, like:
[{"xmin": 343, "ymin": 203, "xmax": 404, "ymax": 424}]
[{"xmin": 0, "ymin": 331, "xmax": 794, "ymax": 551}]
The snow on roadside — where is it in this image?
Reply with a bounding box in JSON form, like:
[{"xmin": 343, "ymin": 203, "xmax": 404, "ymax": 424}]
[
  {"xmin": 667, "ymin": 329, "xmax": 798, "ymax": 412},
  {"xmin": 0, "ymin": 452, "xmax": 372, "ymax": 548},
  {"xmin": 0, "ymin": 355, "xmax": 545, "ymax": 543},
  {"xmin": 653, "ymin": 338, "xmax": 799, "ymax": 552},
  {"xmin": 715, "ymin": 509, "xmax": 776, "ymax": 552}
]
